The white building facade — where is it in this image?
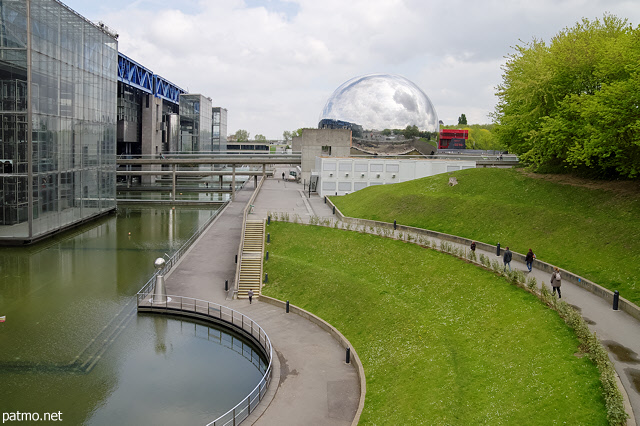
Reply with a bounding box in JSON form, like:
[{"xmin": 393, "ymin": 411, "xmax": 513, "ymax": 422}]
[{"xmin": 315, "ymin": 157, "xmax": 476, "ymax": 197}]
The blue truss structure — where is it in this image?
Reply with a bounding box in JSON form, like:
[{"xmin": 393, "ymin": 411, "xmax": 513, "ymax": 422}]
[
  {"xmin": 117, "ymin": 53, "xmax": 186, "ymax": 104},
  {"xmin": 117, "ymin": 53, "xmax": 153, "ymax": 94},
  {"xmin": 154, "ymin": 74, "xmax": 186, "ymax": 105}
]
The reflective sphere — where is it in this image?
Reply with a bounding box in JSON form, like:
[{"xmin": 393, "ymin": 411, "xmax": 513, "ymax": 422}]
[
  {"xmin": 154, "ymin": 257, "xmax": 166, "ymax": 270},
  {"xmin": 319, "ymin": 73, "xmax": 439, "ymax": 133}
]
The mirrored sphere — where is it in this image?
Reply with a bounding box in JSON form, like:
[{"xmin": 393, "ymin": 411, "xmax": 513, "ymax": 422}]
[
  {"xmin": 319, "ymin": 73, "xmax": 439, "ymax": 133},
  {"xmin": 154, "ymin": 257, "xmax": 166, "ymax": 270}
]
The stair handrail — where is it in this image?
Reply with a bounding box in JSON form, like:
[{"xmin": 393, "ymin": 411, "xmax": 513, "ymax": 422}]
[{"xmin": 231, "ymin": 175, "xmax": 266, "ymax": 299}]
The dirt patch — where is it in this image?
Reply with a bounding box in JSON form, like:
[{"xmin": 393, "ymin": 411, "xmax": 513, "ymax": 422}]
[{"xmin": 516, "ymin": 169, "xmax": 640, "ymax": 197}]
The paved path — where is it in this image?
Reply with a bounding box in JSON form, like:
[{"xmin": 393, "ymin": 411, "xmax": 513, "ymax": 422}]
[
  {"xmin": 163, "ymin": 167, "xmax": 639, "ymax": 425},
  {"xmin": 163, "ymin": 173, "xmax": 360, "ymax": 426}
]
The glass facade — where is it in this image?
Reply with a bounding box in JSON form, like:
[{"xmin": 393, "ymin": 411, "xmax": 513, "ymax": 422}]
[
  {"xmin": 0, "ymin": 0, "xmax": 117, "ymax": 243},
  {"xmin": 179, "ymin": 94, "xmax": 211, "ymax": 152},
  {"xmin": 212, "ymin": 106, "xmax": 227, "ymax": 152}
]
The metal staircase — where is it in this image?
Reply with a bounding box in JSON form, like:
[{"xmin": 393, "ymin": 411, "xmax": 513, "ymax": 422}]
[{"xmin": 237, "ymin": 219, "xmax": 265, "ymax": 299}]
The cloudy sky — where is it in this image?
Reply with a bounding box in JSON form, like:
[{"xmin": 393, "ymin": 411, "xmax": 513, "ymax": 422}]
[{"xmin": 64, "ymin": 0, "xmax": 640, "ymax": 139}]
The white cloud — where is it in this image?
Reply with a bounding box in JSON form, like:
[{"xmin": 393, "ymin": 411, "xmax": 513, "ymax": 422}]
[{"xmin": 64, "ymin": 0, "xmax": 640, "ymax": 138}]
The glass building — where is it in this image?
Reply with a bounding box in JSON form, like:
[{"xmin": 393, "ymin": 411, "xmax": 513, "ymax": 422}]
[
  {"xmin": 212, "ymin": 106, "xmax": 227, "ymax": 152},
  {"xmin": 179, "ymin": 94, "xmax": 211, "ymax": 152},
  {"xmin": 0, "ymin": 0, "xmax": 118, "ymax": 244}
]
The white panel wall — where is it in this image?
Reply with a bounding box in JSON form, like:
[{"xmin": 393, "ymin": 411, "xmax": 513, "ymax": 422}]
[{"xmin": 316, "ymin": 157, "xmax": 476, "ymax": 197}]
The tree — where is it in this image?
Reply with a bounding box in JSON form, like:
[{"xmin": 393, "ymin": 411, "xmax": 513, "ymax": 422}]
[
  {"xmin": 493, "ymin": 14, "xmax": 640, "ymax": 178},
  {"xmin": 282, "ymin": 130, "xmax": 292, "ymax": 142},
  {"xmin": 403, "ymin": 125, "xmax": 420, "ymax": 139},
  {"xmin": 381, "ymin": 129, "xmax": 392, "ymax": 136},
  {"xmin": 234, "ymin": 129, "xmax": 250, "ymax": 142},
  {"xmin": 458, "ymin": 114, "xmax": 468, "ymax": 125},
  {"xmin": 254, "ymin": 134, "xmax": 267, "ymax": 141},
  {"xmin": 293, "ymin": 128, "xmax": 304, "ymax": 138}
]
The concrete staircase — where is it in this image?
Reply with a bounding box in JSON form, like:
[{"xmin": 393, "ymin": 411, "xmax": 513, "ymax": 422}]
[{"xmin": 237, "ymin": 219, "xmax": 265, "ymax": 299}]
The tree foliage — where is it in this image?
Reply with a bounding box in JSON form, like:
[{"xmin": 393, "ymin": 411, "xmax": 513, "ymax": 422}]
[
  {"xmin": 282, "ymin": 130, "xmax": 292, "ymax": 142},
  {"xmin": 254, "ymin": 134, "xmax": 267, "ymax": 141},
  {"xmin": 234, "ymin": 129, "xmax": 250, "ymax": 142},
  {"xmin": 458, "ymin": 114, "xmax": 468, "ymax": 125},
  {"xmin": 493, "ymin": 14, "xmax": 640, "ymax": 178},
  {"xmin": 403, "ymin": 125, "xmax": 420, "ymax": 139}
]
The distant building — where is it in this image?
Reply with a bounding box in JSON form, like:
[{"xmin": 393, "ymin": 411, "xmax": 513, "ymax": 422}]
[
  {"xmin": 0, "ymin": 0, "xmax": 118, "ymax": 244},
  {"xmin": 439, "ymin": 129, "xmax": 468, "ymax": 149},
  {"xmin": 212, "ymin": 107, "xmax": 228, "ymax": 152},
  {"xmin": 179, "ymin": 94, "xmax": 212, "ymax": 152}
]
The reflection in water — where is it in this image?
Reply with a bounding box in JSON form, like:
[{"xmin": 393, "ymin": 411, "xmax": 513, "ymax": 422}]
[{"xmin": 0, "ymin": 205, "xmax": 265, "ymax": 424}]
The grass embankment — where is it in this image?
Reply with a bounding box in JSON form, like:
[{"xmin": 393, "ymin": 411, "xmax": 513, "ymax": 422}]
[
  {"xmin": 262, "ymin": 222, "xmax": 608, "ymax": 424},
  {"xmin": 330, "ymin": 168, "xmax": 640, "ymax": 306}
]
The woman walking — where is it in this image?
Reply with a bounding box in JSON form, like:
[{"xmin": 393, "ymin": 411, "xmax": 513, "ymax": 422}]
[{"xmin": 550, "ymin": 267, "xmax": 562, "ymax": 298}]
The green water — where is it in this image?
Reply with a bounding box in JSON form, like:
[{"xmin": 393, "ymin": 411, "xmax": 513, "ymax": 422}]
[{"xmin": 0, "ymin": 206, "xmax": 265, "ymax": 424}]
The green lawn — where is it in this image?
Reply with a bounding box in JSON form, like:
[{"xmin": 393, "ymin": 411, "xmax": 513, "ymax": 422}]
[
  {"xmin": 262, "ymin": 222, "xmax": 608, "ymax": 425},
  {"xmin": 330, "ymin": 168, "xmax": 640, "ymax": 306}
]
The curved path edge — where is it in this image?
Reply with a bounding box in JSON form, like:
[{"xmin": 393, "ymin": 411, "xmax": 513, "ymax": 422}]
[{"xmin": 258, "ymin": 295, "xmax": 366, "ymax": 426}]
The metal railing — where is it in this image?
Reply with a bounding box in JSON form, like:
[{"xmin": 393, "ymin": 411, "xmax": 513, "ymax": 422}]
[
  {"xmin": 232, "ymin": 175, "xmax": 266, "ymax": 299},
  {"xmin": 136, "ymin": 295, "xmax": 273, "ymax": 426},
  {"xmin": 136, "ymin": 200, "xmax": 229, "ymax": 299}
]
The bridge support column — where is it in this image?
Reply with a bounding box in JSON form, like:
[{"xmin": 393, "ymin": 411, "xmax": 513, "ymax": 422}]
[
  {"xmin": 232, "ymin": 165, "xmax": 236, "ymax": 201},
  {"xmin": 172, "ymin": 164, "xmax": 176, "ymax": 202}
]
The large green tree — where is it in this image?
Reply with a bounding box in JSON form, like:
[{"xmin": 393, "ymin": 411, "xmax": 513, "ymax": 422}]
[
  {"xmin": 493, "ymin": 14, "xmax": 640, "ymax": 178},
  {"xmin": 254, "ymin": 134, "xmax": 267, "ymax": 141},
  {"xmin": 458, "ymin": 114, "xmax": 467, "ymax": 125}
]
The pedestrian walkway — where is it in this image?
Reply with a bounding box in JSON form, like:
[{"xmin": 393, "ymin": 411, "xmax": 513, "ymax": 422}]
[
  {"xmin": 162, "ymin": 168, "xmax": 639, "ymax": 425},
  {"xmin": 162, "ymin": 174, "xmax": 360, "ymax": 426}
]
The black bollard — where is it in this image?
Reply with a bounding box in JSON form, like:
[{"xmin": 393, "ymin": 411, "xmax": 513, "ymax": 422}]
[
  {"xmin": 346, "ymin": 347, "xmax": 351, "ymax": 364},
  {"xmin": 286, "ymin": 300, "xmax": 290, "ymax": 313},
  {"xmin": 225, "ymin": 280, "xmax": 228, "ymax": 291},
  {"xmin": 267, "ymin": 233, "xmax": 270, "ymax": 243},
  {"xmin": 613, "ymin": 290, "xmax": 620, "ymax": 311},
  {"xmin": 496, "ymin": 242, "xmax": 501, "ymax": 256},
  {"xmin": 394, "ymin": 220, "xmax": 397, "ymax": 230},
  {"xmin": 268, "ymin": 215, "xmax": 271, "ymax": 225},
  {"xmin": 235, "ymin": 254, "xmax": 238, "ymax": 264},
  {"xmin": 333, "ymin": 206, "xmax": 336, "ymax": 214},
  {"xmin": 264, "ymin": 273, "xmax": 268, "ymax": 283},
  {"xmin": 266, "ymin": 251, "xmax": 269, "ymax": 261},
  {"xmin": 324, "ymin": 196, "xmax": 327, "ymax": 204}
]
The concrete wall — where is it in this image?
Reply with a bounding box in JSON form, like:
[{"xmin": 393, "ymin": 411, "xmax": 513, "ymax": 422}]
[
  {"xmin": 293, "ymin": 129, "xmax": 352, "ymax": 183},
  {"xmin": 141, "ymin": 95, "xmax": 163, "ymax": 184},
  {"xmin": 316, "ymin": 157, "xmax": 476, "ymax": 197}
]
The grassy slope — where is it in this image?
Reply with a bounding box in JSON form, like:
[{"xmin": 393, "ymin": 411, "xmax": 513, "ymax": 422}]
[
  {"xmin": 263, "ymin": 222, "xmax": 607, "ymax": 425},
  {"xmin": 330, "ymin": 168, "xmax": 640, "ymax": 306}
]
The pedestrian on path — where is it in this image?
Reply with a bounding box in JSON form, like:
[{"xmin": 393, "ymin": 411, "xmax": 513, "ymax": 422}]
[
  {"xmin": 248, "ymin": 289, "xmax": 254, "ymax": 304},
  {"xmin": 550, "ymin": 267, "xmax": 562, "ymax": 298},
  {"xmin": 503, "ymin": 246, "xmax": 512, "ymax": 271},
  {"xmin": 525, "ymin": 248, "xmax": 535, "ymax": 272},
  {"xmin": 282, "ymin": 172, "xmax": 285, "ymax": 180},
  {"xmin": 470, "ymin": 241, "xmax": 476, "ymax": 252}
]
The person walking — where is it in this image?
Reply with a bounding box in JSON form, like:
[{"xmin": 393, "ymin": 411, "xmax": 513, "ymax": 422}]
[
  {"xmin": 470, "ymin": 241, "xmax": 476, "ymax": 252},
  {"xmin": 503, "ymin": 246, "xmax": 512, "ymax": 271},
  {"xmin": 248, "ymin": 289, "xmax": 254, "ymax": 304},
  {"xmin": 525, "ymin": 248, "xmax": 535, "ymax": 272},
  {"xmin": 550, "ymin": 267, "xmax": 562, "ymax": 298},
  {"xmin": 282, "ymin": 172, "xmax": 285, "ymax": 180}
]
